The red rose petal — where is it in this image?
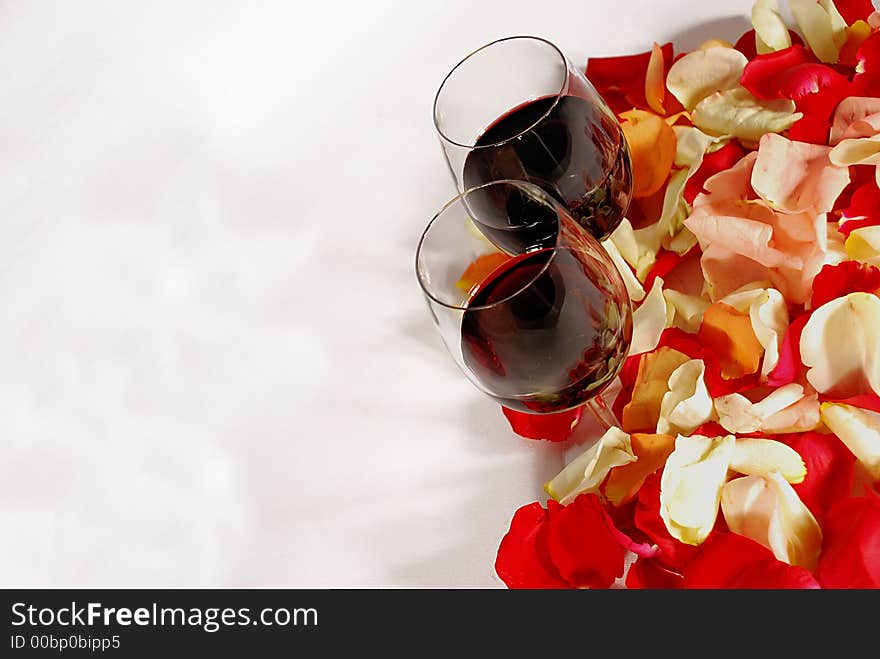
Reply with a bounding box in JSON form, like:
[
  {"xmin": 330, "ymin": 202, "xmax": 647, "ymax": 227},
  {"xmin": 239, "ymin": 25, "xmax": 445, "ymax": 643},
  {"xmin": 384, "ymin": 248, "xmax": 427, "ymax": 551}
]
[
  {"xmin": 811, "ymin": 261, "xmax": 880, "ymax": 308},
  {"xmin": 685, "ymin": 142, "xmax": 748, "ymax": 205},
  {"xmin": 789, "ymin": 113, "xmax": 833, "ymax": 144},
  {"xmin": 643, "ymin": 250, "xmax": 685, "ymax": 292},
  {"xmin": 840, "ymin": 181, "xmax": 880, "ymax": 236},
  {"xmin": 740, "ymin": 46, "xmax": 818, "ymax": 100},
  {"xmin": 824, "ymin": 393, "xmax": 880, "ymax": 413},
  {"xmin": 779, "ymin": 431, "xmax": 857, "ymax": 524},
  {"xmin": 501, "ymin": 406, "xmax": 583, "ymax": 443},
  {"xmin": 586, "ymin": 43, "xmax": 674, "ymax": 112},
  {"xmin": 815, "ymin": 489, "xmax": 880, "ymax": 588},
  {"xmin": 835, "ymin": 0, "xmax": 876, "ymax": 25},
  {"xmin": 495, "ymin": 502, "xmax": 568, "ymax": 589},
  {"xmin": 655, "ymin": 328, "xmax": 758, "ymax": 397},
  {"xmin": 625, "ymin": 558, "xmax": 684, "ymax": 589},
  {"xmin": 682, "ymin": 532, "xmax": 820, "ymax": 589},
  {"xmin": 634, "ymin": 472, "xmax": 700, "ymax": 571},
  {"xmin": 542, "ymin": 496, "xmax": 627, "ymax": 589},
  {"xmin": 766, "ymin": 313, "xmax": 811, "ymax": 387},
  {"xmin": 854, "ymin": 32, "xmax": 880, "ymax": 96}
]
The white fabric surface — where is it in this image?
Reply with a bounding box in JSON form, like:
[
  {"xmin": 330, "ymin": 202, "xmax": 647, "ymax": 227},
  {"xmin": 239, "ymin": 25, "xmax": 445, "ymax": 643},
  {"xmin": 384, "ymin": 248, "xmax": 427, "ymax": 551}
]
[{"xmin": 0, "ymin": 0, "xmax": 751, "ymax": 586}]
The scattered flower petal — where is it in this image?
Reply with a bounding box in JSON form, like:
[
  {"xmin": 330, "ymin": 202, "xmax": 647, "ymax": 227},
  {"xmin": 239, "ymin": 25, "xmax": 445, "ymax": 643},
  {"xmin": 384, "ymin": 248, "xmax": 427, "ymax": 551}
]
[
  {"xmin": 605, "ymin": 433, "xmax": 676, "ymax": 506},
  {"xmin": 660, "ymin": 434, "xmax": 735, "ymax": 545},
  {"xmin": 635, "ymin": 472, "xmax": 701, "ymax": 569},
  {"xmin": 814, "ymin": 489, "xmax": 880, "ymax": 588},
  {"xmin": 698, "ymin": 302, "xmax": 764, "ymax": 380},
  {"xmin": 666, "ymin": 47, "xmax": 748, "ymax": 111},
  {"xmin": 781, "ymin": 431, "xmax": 857, "ymax": 523},
  {"xmin": 820, "ymin": 402, "xmax": 880, "ymax": 479},
  {"xmin": 829, "ymin": 96, "xmax": 880, "ymax": 145},
  {"xmin": 717, "ymin": 385, "xmax": 819, "ymax": 436},
  {"xmin": 603, "ymin": 238, "xmax": 646, "ymax": 302},
  {"xmin": 545, "ymin": 427, "xmax": 637, "ymax": 505},
  {"xmin": 811, "ymin": 260, "xmax": 880, "ymax": 308},
  {"xmin": 752, "ymin": 0, "xmax": 792, "ymax": 53},
  {"xmin": 494, "ymin": 502, "xmax": 567, "ymax": 589},
  {"xmin": 621, "ymin": 110, "xmax": 679, "ymax": 198},
  {"xmin": 630, "ymin": 277, "xmax": 671, "ymax": 356},
  {"xmin": 664, "ymin": 289, "xmax": 711, "ymax": 333},
  {"xmin": 845, "ymin": 225, "xmax": 880, "ymax": 264},
  {"xmin": 658, "ymin": 360, "xmax": 716, "ymax": 435},
  {"xmin": 682, "ymin": 531, "xmax": 820, "ymax": 588},
  {"xmin": 622, "ymin": 347, "xmax": 691, "ymax": 433},
  {"xmin": 800, "ymin": 292, "xmax": 880, "ymax": 397},
  {"xmin": 501, "ymin": 406, "xmax": 583, "ymax": 443},
  {"xmin": 645, "ymin": 42, "xmax": 668, "ymax": 114},
  {"xmin": 729, "ymin": 435, "xmax": 808, "ymax": 482},
  {"xmin": 788, "ymin": 0, "xmax": 848, "ymax": 64},
  {"xmin": 692, "ymin": 86, "xmax": 802, "ymax": 142},
  {"xmin": 721, "ymin": 472, "xmax": 822, "ymax": 570}
]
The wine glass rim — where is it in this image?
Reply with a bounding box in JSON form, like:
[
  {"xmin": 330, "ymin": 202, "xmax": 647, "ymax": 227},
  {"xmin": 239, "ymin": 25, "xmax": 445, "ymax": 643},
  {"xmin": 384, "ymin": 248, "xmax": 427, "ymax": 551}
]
[
  {"xmin": 432, "ymin": 35, "xmax": 567, "ymax": 150},
  {"xmin": 415, "ymin": 180, "xmax": 561, "ymax": 313}
]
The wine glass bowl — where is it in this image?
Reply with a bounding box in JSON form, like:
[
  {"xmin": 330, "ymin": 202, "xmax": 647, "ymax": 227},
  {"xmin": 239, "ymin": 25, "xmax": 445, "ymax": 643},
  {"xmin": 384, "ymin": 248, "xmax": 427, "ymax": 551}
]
[
  {"xmin": 415, "ymin": 180, "xmax": 632, "ymax": 414},
  {"xmin": 433, "ymin": 36, "xmax": 633, "ymax": 242}
]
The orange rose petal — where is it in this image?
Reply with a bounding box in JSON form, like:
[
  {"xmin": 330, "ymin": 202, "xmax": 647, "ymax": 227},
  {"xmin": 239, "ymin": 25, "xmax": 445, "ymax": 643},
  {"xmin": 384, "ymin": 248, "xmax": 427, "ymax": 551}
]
[
  {"xmin": 698, "ymin": 302, "xmax": 764, "ymax": 380},
  {"xmin": 645, "ymin": 42, "xmax": 667, "ymax": 115},
  {"xmin": 622, "ymin": 347, "xmax": 691, "ymax": 432},
  {"xmin": 455, "ymin": 252, "xmax": 511, "ymax": 295},
  {"xmin": 621, "ymin": 111, "xmax": 678, "ymax": 199},
  {"xmin": 604, "ymin": 433, "xmax": 676, "ymax": 506}
]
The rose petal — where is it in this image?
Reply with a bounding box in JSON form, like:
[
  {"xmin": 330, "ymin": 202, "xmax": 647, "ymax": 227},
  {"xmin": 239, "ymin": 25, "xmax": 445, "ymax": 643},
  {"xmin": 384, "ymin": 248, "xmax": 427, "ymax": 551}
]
[
  {"xmin": 622, "ymin": 347, "xmax": 691, "ymax": 433},
  {"xmin": 657, "ymin": 360, "xmax": 716, "ymax": 435},
  {"xmin": 625, "ymin": 558, "xmax": 684, "ymax": 589},
  {"xmin": 645, "ymin": 42, "xmax": 667, "ymax": 115},
  {"xmin": 605, "ymin": 433, "xmax": 676, "ymax": 506},
  {"xmin": 811, "ymin": 260, "xmax": 880, "ymax": 307},
  {"xmin": 780, "ymin": 431, "xmax": 857, "ymax": 523},
  {"xmin": 630, "ymin": 276, "xmax": 671, "ymax": 356},
  {"xmin": 692, "ymin": 87, "xmax": 802, "ymax": 142},
  {"xmin": 698, "ymin": 302, "xmax": 764, "ymax": 380},
  {"xmin": 835, "ymin": 0, "xmax": 877, "ymax": 24},
  {"xmin": 751, "ymin": 133, "xmax": 850, "ymax": 214},
  {"xmin": 814, "ymin": 489, "xmax": 880, "ymax": 588},
  {"xmin": 721, "ymin": 472, "xmax": 822, "ymax": 570},
  {"xmin": 684, "ymin": 142, "xmax": 748, "ymax": 204},
  {"xmin": 800, "ymin": 292, "xmax": 880, "ymax": 397},
  {"xmin": 495, "ymin": 502, "xmax": 568, "ymax": 589},
  {"xmin": 846, "ymin": 225, "xmax": 880, "ymax": 264},
  {"xmin": 660, "ymin": 434, "xmax": 736, "ymax": 545},
  {"xmin": 621, "ymin": 110, "xmax": 678, "ymax": 198},
  {"xmin": 542, "ymin": 495, "xmax": 628, "ymax": 589},
  {"xmin": 854, "ymin": 31, "xmax": 880, "ymax": 97},
  {"xmin": 608, "ymin": 218, "xmax": 658, "ymax": 281},
  {"xmin": 586, "ymin": 43, "xmax": 675, "ymax": 113},
  {"xmin": 740, "ymin": 46, "xmax": 817, "ymax": 100},
  {"xmin": 789, "ymin": 0, "xmax": 848, "ymax": 64},
  {"xmin": 501, "ymin": 406, "xmax": 584, "ymax": 443},
  {"xmin": 545, "ymin": 426, "xmax": 637, "ymax": 505},
  {"xmin": 820, "ymin": 402, "xmax": 880, "ymax": 479},
  {"xmin": 682, "ymin": 531, "xmax": 820, "ymax": 589},
  {"xmin": 666, "ymin": 47, "xmax": 748, "ymax": 111},
  {"xmin": 729, "ymin": 435, "xmax": 808, "ymax": 482},
  {"xmin": 752, "ymin": 0, "xmax": 793, "ymax": 53},
  {"xmin": 840, "ymin": 181, "xmax": 880, "ymax": 235},
  {"xmin": 735, "ymin": 28, "xmax": 805, "ymax": 61},
  {"xmin": 716, "ymin": 385, "xmax": 819, "ymax": 437},
  {"xmin": 664, "ymin": 289, "xmax": 711, "ymax": 333},
  {"xmin": 635, "ymin": 472, "xmax": 701, "ymax": 570},
  {"xmin": 829, "ymin": 97, "xmax": 880, "ymax": 145},
  {"xmin": 603, "ymin": 238, "xmax": 646, "ymax": 302}
]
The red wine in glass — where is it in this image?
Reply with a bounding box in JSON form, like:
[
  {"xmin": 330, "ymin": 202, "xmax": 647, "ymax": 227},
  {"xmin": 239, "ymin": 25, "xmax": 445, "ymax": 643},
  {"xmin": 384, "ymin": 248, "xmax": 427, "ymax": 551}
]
[
  {"xmin": 460, "ymin": 245, "xmax": 631, "ymax": 413},
  {"xmin": 462, "ymin": 95, "xmax": 632, "ymax": 248}
]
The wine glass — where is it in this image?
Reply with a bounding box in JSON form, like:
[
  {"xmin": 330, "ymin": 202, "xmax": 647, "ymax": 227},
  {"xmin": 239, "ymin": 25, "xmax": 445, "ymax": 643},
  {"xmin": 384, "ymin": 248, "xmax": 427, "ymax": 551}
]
[
  {"xmin": 433, "ymin": 35, "xmax": 632, "ymax": 242},
  {"xmin": 415, "ymin": 180, "xmax": 632, "ymax": 427}
]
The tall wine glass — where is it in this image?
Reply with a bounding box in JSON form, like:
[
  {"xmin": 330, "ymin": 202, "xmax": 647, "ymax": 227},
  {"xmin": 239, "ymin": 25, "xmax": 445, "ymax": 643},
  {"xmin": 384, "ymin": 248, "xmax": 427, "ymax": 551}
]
[
  {"xmin": 433, "ymin": 35, "xmax": 632, "ymax": 242},
  {"xmin": 415, "ymin": 180, "xmax": 631, "ymax": 427}
]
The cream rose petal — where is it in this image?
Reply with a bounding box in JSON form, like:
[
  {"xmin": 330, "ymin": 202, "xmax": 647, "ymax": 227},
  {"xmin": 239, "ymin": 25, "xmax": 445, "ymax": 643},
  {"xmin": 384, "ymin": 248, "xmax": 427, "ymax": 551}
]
[
  {"xmin": 751, "ymin": 133, "xmax": 850, "ymax": 214},
  {"xmin": 729, "ymin": 435, "xmax": 807, "ymax": 483},
  {"xmin": 660, "ymin": 434, "xmax": 736, "ymax": 545},
  {"xmin": 666, "ymin": 47, "xmax": 748, "ymax": 111},
  {"xmin": 716, "ymin": 383, "xmax": 802, "ymax": 432},
  {"xmin": 609, "ymin": 218, "xmax": 658, "ymax": 282},
  {"xmin": 630, "ymin": 277, "xmax": 670, "ymax": 356},
  {"xmin": 657, "ymin": 359, "xmax": 715, "ymax": 435},
  {"xmin": 603, "ymin": 238, "xmax": 646, "ymax": 302},
  {"xmin": 721, "ymin": 473, "xmax": 822, "ymax": 570},
  {"xmin": 544, "ymin": 427, "xmax": 637, "ymax": 505},
  {"xmin": 752, "ymin": 0, "xmax": 792, "ymax": 53},
  {"xmin": 717, "ymin": 284, "xmax": 789, "ymax": 376},
  {"xmin": 828, "ymin": 135, "xmax": 880, "ymax": 185},
  {"xmin": 673, "ymin": 126, "xmax": 725, "ymax": 169},
  {"xmin": 825, "ymin": 222, "xmax": 849, "ymax": 267},
  {"xmin": 693, "ymin": 87, "xmax": 801, "ymax": 142},
  {"xmin": 800, "ymin": 292, "xmax": 880, "ymax": 397},
  {"xmin": 664, "ymin": 289, "xmax": 711, "ymax": 333},
  {"xmin": 845, "ymin": 226, "xmax": 880, "ymax": 266},
  {"xmin": 820, "ymin": 403, "xmax": 880, "ymax": 480},
  {"xmin": 788, "ymin": 0, "xmax": 847, "ymax": 64}
]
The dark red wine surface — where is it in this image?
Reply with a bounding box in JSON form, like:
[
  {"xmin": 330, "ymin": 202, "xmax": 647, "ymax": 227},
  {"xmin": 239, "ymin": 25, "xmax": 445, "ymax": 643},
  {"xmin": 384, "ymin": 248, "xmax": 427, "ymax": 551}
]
[
  {"xmin": 462, "ymin": 95, "xmax": 631, "ymax": 245},
  {"xmin": 460, "ymin": 247, "xmax": 631, "ymax": 413}
]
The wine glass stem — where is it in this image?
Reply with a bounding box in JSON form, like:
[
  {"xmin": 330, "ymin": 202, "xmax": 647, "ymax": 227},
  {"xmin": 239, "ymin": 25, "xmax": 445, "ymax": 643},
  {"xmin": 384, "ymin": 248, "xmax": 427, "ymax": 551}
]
[{"xmin": 586, "ymin": 394, "xmax": 619, "ymax": 431}]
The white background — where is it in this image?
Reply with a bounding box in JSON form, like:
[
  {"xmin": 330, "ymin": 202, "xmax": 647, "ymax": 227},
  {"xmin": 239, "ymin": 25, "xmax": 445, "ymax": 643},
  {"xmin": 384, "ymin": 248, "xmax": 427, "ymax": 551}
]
[{"xmin": 0, "ymin": 0, "xmax": 754, "ymax": 586}]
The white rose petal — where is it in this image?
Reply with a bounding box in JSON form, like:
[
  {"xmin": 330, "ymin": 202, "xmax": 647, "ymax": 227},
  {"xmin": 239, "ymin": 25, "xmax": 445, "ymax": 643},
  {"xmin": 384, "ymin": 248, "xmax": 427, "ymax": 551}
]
[
  {"xmin": 544, "ymin": 426, "xmax": 637, "ymax": 505},
  {"xmin": 666, "ymin": 47, "xmax": 749, "ymax": 111},
  {"xmin": 820, "ymin": 403, "xmax": 880, "ymax": 480},
  {"xmin": 661, "ymin": 434, "xmax": 736, "ymax": 545},
  {"xmin": 752, "ymin": 0, "xmax": 792, "ymax": 53},
  {"xmin": 729, "ymin": 435, "xmax": 807, "ymax": 483},
  {"xmin": 630, "ymin": 277, "xmax": 670, "ymax": 356}
]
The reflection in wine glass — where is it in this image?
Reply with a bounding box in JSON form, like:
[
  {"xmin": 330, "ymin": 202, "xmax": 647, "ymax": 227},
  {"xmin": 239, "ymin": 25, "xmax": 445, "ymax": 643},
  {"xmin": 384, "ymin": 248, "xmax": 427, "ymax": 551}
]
[
  {"xmin": 415, "ymin": 180, "xmax": 632, "ymax": 427},
  {"xmin": 433, "ymin": 36, "xmax": 632, "ymax": 242}
]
